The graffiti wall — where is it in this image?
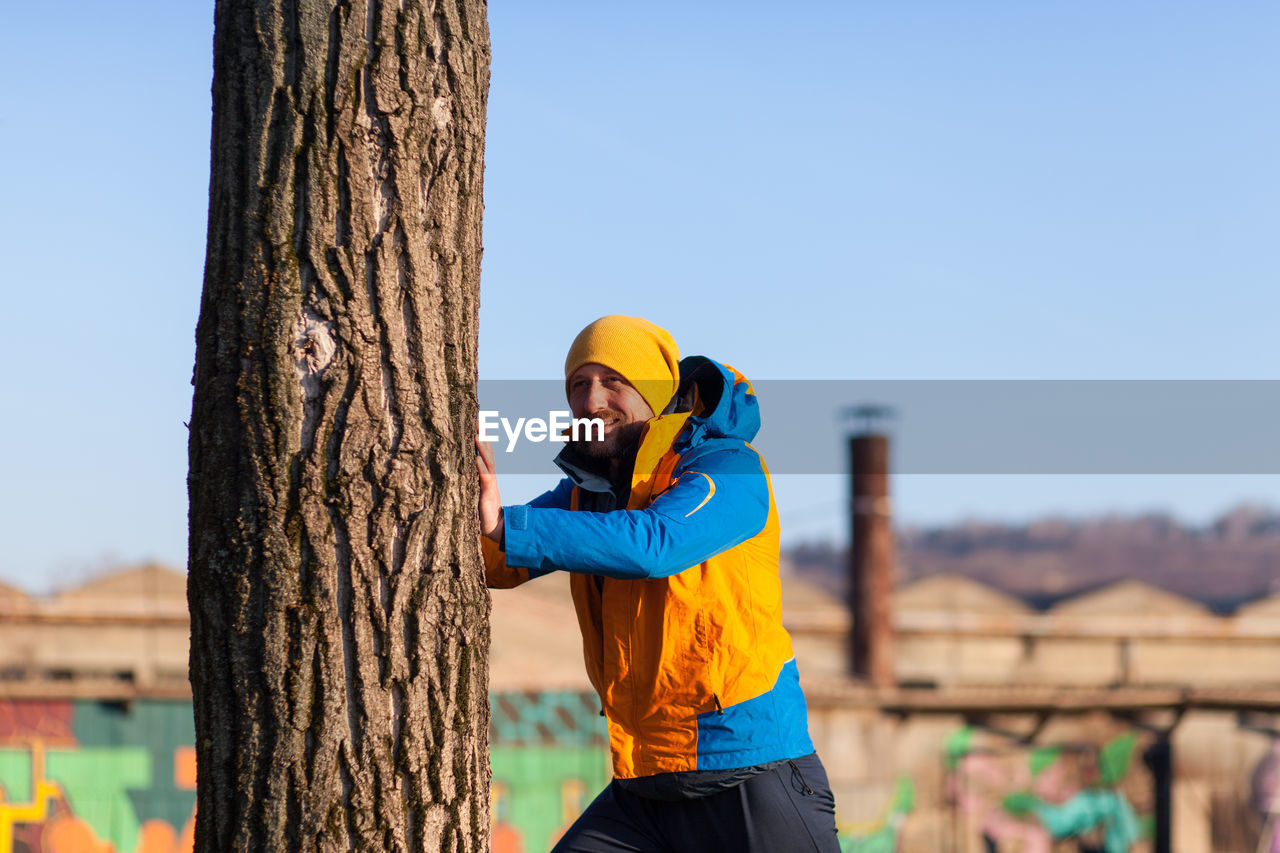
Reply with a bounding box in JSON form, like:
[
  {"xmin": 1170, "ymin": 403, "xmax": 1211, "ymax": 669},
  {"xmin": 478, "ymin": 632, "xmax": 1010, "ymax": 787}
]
[
  {"xmin": 3, "ymin": 697, "xmax": 1276, "ymax": 852},
  {"xmin": 0, "ymin": 700, "xmax": 195, "ymax": 853},
  {"xmin": 489, "ymin": 691, "xmax": 611, "ymax": 853},
  {"xmin": 943, "ymin": 725, "xmax": 1155, "ymax": 853},
  {"xmin": 0, "ymin": 694, "xmax": 613, "ymax": 853}
]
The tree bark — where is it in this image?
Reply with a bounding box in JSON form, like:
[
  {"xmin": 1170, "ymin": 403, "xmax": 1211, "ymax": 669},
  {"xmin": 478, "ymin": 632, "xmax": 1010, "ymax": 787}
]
[{"xmin": 188, "ymin": 1, "xmax": 491, "ymax": 850}]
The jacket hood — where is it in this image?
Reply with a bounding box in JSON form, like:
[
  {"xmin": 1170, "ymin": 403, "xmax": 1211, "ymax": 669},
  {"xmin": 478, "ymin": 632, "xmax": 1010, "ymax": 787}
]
[{"xmin": 671, "ymin": 356, "xmax": 761, "ymax": 445}]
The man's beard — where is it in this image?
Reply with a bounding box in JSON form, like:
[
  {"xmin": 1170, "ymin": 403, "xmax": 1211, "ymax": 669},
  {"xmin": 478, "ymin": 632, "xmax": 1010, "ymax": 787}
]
[{"xmin": 571, "ymin": 414, "xmax": 646, "ymax": 460}]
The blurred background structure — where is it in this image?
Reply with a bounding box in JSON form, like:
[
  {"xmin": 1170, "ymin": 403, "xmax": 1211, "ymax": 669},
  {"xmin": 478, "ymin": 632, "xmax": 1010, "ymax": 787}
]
[{"xmin": 3, "ymin": 427, "xmax": 1279, "ymax": 851}]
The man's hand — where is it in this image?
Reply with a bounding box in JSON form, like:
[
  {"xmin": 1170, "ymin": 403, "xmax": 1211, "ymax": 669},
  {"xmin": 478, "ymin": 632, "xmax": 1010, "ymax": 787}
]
[{"xmin": 475, "ymin": 436, "xmax": 504, "ymax": 545}]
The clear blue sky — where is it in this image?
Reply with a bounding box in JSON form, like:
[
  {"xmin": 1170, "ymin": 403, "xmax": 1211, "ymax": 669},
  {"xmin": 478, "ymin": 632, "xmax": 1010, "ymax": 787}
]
[{"xmin": 1, "ymin": 1, "xmax": 1277, "ymax": 591}]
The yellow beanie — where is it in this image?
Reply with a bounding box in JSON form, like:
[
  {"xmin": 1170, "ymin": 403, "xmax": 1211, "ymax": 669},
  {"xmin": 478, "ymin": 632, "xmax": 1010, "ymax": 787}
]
[{"xmin": 564, "ymin": 315, "xmax": 681, "ymax": 417}]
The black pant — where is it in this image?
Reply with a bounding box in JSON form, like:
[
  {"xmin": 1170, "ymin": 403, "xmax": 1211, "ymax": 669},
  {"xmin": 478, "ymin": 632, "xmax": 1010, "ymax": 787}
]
[{"xmin": 551, "ymin": 753, "xmax": 840, "ymax": 853}]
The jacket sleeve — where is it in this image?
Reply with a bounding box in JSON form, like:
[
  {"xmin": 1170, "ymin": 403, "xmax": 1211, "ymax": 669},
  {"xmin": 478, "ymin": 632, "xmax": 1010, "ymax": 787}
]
[
  {"xmin": 484, "ymin": 477, "xmax": 575, "ymax": 589},
  {"xmin": 501, "ymin": 448, "xmax": 769, "ymax": 580}
]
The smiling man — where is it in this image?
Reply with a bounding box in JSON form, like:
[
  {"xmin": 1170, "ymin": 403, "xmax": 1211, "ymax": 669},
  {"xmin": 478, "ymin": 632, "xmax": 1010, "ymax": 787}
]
[{"xmin": 476, "ymin": 315, "xmax": 839, "ymax": 853}]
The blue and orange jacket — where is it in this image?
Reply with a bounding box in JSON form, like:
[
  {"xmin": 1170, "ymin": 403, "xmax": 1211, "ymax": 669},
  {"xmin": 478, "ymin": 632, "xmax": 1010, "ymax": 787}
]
[{"xmin": 483, "ymin": 357, "xmax": 814, "ymax": 779}]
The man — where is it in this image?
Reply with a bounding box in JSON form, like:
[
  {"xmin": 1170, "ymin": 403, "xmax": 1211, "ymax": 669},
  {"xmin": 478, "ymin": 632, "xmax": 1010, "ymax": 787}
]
[{"xmin": 476, "ymin": 315, "xmax": 839, "ymax": 852}]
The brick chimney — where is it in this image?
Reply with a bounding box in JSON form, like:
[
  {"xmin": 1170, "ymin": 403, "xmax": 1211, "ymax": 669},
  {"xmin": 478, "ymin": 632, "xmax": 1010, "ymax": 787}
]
[{"xmin": 847, "ymin": 408, "xmax": 895, "ymax": 686}]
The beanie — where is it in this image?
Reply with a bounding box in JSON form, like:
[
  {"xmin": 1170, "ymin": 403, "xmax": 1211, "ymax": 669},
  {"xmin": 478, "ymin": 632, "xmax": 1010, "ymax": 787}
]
[{"xmin": 564, "ymin": 315, "xmax": 681, "ymax": 417}]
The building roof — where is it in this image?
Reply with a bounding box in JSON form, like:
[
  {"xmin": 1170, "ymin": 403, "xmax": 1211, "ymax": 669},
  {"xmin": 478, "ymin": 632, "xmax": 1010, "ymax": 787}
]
[
  {"xmin": 43, "ymin": 564, "xmax": 189, "ymax": 620},
  {"xmin": 55, "ymin": 563, "xmax": 187, "ymax": 602},
  {"xmin": 0, "ymin": 579, "xmax": 31, "ymax": 611},
  {"xmin": 893, "ymin": 573, "xmax": 1033, "ymax": 614},
  {"xmin": 1048, "ymin": 578, "xmax": 1209, "ymax": 617},
  {"xmin": 1234, "ymin": 591, "xmax": 1280, "ymax": 620}
]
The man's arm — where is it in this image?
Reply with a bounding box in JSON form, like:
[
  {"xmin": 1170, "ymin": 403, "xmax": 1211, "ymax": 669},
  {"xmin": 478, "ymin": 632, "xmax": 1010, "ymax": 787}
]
[
  {"xmin": 477, "ymin": 437, "xmax": 575, "ymax": 588},
  {"xmin": 501, "ymin": 447, "xmax": 769, "ymax": 580},
  {"xmin": 481, "ymin": 477, "xmax": 575, "ymax": 588}
]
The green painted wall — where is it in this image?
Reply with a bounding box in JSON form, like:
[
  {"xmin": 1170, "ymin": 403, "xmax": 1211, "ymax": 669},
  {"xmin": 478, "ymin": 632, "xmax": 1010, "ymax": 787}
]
[
  {"xmin": 491, "ymin": 746, "xmax": 611, "ymax": 851},
  {"xmin": 0, "ymin": 750, "xmax": 33, "ymax": 803}
]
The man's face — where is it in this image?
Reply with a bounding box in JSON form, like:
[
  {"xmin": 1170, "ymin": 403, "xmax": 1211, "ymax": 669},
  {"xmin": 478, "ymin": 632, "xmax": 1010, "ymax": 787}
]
[{"xmin": 567, "ymin": 363, "xmax": 655, "ymax": 458}]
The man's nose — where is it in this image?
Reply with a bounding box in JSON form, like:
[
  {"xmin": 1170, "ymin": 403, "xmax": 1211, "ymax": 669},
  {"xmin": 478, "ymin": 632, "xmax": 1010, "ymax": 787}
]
[{"xmin": 584, "ymin": 381, "xmax": 610, "ymax": 414}]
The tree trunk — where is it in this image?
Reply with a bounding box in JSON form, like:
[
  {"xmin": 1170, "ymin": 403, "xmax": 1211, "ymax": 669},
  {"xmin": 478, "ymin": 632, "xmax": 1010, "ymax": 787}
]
[{"xmin": 188, "ymin": 1, "xmax": 491, "ymax": 850}]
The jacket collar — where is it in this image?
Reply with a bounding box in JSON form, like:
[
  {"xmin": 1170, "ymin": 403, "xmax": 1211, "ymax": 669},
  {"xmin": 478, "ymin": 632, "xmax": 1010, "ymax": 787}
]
[
  {"xmin": 554, "ymin": 444, "xmax": 615, "ymax": 494},
  {"xmin": 554, "ymin": 435, "xmax": 640, "ymax": 497}
]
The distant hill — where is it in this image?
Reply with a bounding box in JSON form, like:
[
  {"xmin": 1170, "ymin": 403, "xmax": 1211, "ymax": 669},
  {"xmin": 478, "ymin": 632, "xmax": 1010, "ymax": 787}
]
[{"xmin": 787, "ymin": 504, "xmax": 1280, "ymax": 614}]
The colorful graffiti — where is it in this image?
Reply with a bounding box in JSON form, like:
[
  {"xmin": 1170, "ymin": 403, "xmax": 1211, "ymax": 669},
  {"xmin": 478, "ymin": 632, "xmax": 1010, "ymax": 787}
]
[
  {"xmin": 9, "ymin": 693, "xmax": 1267, "ymax": 852},
  {"xmin": 945, "ymin": 725, "xmax": 1153, "ymax": 853},
  {"xmin": 0, "ymin": 693, "xmax": 612, "ymax": 853},
  {"xmin": 489, "ymin": 691, "xmax": 611, "ymax": 853},
  {"xmin": 0, "ymin": 700, "xmax": 195, "ymax": 853},
  {"xmin": 489, "ymin": 690, "xmax": 912, "ymax": 852},
  {"xmin": 838, "ymin": 777, "xmax": 914, "ymax": 853},
  {"xmin": 0, "ymin": 693, "xmax": 611, "ymax": 853}
]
